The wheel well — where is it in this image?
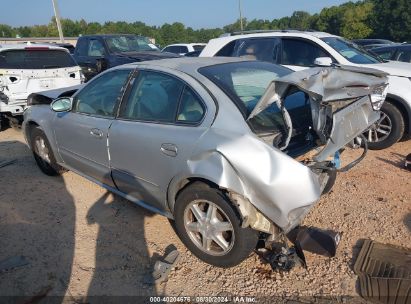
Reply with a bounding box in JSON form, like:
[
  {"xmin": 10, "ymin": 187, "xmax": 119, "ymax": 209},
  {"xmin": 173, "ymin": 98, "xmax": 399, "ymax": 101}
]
[
  {"xmin": 386, "ymin": 97, "xmax": 410, "ymax": 137},
  {"xmin": 170, "ymin": 177, "xmax": 227, "ymax": 214},
  {"xmin": 25, "ymin": 121, "xmax": 40, "ymax": 147}
]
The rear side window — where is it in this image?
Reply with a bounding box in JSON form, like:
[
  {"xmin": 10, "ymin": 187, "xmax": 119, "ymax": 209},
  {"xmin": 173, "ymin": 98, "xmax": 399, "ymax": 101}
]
[
  {"xmin": 0, "ymin": 49, "xmax": 77, "ymax": 69},
  {"xmin": 75, "ymin": 38, "xmax": 88, "ymax": 56},
  {"xmin": 215, "ymin": 40, "xmax": 237, "ymax": 57},
  {"xmin": 120, "ymin": 71, "xmax": 205, "ymax": 124},
  {"xmin": 121, "ymin": 71, "xmax": 184, "ymax": 122},
  {"xmin": 281, "ymin": 39, "xmax": 329, "ymax": 67},
  {"xmin": 177, "ymin": 87, "xmax": 205, "ymax": 123},
  {"xmin": 235, "ymin": 38, "xmax": 281, "ymax": 63}
]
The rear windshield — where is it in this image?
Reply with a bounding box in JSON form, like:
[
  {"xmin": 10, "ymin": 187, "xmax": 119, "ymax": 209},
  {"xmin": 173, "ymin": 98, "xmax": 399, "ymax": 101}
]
[
  {"xmin": 199, "ymin": 61, "xmax": 291, "ymax": 117},
  {"xmin": 0, "ymin": 49, "xmax": 77, "ymax": 69}
]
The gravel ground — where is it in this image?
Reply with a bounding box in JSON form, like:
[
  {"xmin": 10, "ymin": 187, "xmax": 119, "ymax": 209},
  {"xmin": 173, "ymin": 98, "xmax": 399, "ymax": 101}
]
[{"xmin": 0, "ymin": 127, "xmax": 410, "ymax": 302}]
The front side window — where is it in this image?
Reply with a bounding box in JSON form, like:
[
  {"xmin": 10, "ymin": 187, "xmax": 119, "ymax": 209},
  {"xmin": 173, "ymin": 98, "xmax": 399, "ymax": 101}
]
[
  {"xmin": 322, "ymin": 37, "xmax": 382, "ymax": 64},
  {"xmin": 235, "ymin": 38, "xmax": 281, "ymax": 63},
  {"xmin": 281, "ymin": 38, "xmax": 330, "ymax": 67},
  {"xmin": 121, "ymin": 71, "xmax": 184, "ymax": 122},
  {"xmin": 372, "ymin": 49, "xmax": 395, "ymax": 60},
  {"xmin": 73, "ymin": 69, "xmax": 132, "ymax": 117},
  {"xmin": 88, "ymin": 39, "xmax": 105, "ymax": 57}
]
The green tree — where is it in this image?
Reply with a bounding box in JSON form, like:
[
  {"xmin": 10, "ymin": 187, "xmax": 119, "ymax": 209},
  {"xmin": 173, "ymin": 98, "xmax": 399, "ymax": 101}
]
[
  {"xmin": 341, "ymin": 1, "xmax": 374, "ymax": 39},
  {"xmin": 371, "ymin": 0, "xmax": 411, "ymax": 41},
  {"xmin": 0, "ymin": 24, "xmax": 14, "ymax": 37},
  {"xmin": 289, "ymin": 11, "xmax": 312, "ymax": 30}
]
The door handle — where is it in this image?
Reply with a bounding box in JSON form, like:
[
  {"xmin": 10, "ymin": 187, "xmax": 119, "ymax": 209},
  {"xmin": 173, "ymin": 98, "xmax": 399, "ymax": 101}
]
[
  {"xmin": 90, "ymin": 128, "xmax": 103, "ymax": 138},
  {"xmin": 160, "ymin": 143, "xmax": 178, "ymax": 157}
]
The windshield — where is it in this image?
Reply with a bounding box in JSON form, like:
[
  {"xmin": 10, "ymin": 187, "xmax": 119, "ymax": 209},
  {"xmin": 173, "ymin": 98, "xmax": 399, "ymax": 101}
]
[
  {"xmin": 199, "ymin": 61, "xmax": 291, "ymax": 116},
  {"xmin": 105, "ymin": 36, "xmax": 158, "ymax": 53},
  {"xmin": 0, "ymin": 49, "xmax": 77, "ymax": 69},
  {"xmin": 322, "ymin": 37, "xmax": 382, "ymax": 64}
]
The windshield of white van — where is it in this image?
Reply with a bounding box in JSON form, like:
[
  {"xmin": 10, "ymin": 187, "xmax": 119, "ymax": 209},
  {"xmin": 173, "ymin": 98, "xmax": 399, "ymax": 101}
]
[{"xmin": 0, "ymin": 49, "xmax": 77, "ymax": 69}]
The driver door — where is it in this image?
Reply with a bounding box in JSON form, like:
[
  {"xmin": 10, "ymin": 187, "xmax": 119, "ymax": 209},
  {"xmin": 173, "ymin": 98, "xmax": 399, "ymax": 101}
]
[{"xmin": 53, "ymin": 69, "xmax": 132, "ymax": 185}]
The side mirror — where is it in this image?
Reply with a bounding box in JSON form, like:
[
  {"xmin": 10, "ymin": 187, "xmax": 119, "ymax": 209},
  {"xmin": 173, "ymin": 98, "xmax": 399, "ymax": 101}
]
[
  {"xmin": 96, "ymin": 58, "xmax": 108, "ymax": 73},
  {"xmin": 314, "ymin": 57, "xmax": 333, "ymax": 67},
  {"xmin": 51, "ymin": 97, "xmax": 73, "ymax": 112}
]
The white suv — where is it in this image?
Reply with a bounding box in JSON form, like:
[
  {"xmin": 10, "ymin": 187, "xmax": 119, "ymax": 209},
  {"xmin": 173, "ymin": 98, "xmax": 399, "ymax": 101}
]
[
  {"xmin": 0, "ymin": 44, "xmax": 83, "ymax": 129},
  {"xmin": 201, "ymin": 30, "xmax": 411, "ymax": 149}
]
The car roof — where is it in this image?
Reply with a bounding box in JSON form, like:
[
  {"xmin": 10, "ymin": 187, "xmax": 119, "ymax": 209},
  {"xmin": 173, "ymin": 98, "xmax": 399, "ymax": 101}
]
[
  {"xmin": 80, "ymin": 34, "xmax": 144, "ymax": 38},
  {"xmin": 0, "ymin": 43, "xmax": 69, "ymax": 52},
  {"xmin": 165, "ymin": 43, "xmax": 206, "ymax": 47},
  {"xmin": 220, "ymin": 30, "xmax": 337, "ymax": 40},
  {"xmin": 119, "ymin": 57, "xmax": 249, "ymax": 75}
]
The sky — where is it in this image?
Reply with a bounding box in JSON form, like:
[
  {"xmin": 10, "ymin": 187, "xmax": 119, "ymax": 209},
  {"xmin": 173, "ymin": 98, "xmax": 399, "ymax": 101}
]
[{"xmin": 1, "ymin": 0, "xmax": 349, "ymax": 29}]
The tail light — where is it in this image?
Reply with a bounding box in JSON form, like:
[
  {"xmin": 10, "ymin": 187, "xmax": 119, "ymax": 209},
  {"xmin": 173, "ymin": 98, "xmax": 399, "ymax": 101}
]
[{"xmin": 370, "ymin": 83, "xmax": 388, "ymax": 111}]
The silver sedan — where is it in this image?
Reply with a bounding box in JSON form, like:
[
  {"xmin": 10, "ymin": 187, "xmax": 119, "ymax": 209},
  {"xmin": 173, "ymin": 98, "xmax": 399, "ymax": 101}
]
[{"xmin": 23, "ymin": 57, "xmax": 388, "ymax": 267}]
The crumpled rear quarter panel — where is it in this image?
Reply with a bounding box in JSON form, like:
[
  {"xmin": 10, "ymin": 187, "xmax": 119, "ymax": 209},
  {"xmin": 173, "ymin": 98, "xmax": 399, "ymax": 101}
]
[{"xmin": 187, "ymin": 129, "xmax": 322, "ymax": 229}]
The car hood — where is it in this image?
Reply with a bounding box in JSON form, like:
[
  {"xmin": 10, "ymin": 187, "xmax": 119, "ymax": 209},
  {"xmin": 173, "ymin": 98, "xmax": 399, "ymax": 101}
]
[
  {"xmin": 27, "ymin": 84, "xmax": 84, "ymax": 105},
  {"xmin": 114, "ymin": 51, "xmax": 180, "ymax": 61},
  {"xmin": 361, "ymin": 61, "xmax": 411, "ymax": 78},
  {"xmin": 248, "ymin": 65, "xmax": 388, "ymax": 119}
]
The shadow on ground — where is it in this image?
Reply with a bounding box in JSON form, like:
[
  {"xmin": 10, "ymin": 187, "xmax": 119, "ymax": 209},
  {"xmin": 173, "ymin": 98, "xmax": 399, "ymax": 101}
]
[{"xmin": 0, "ymin": 139, "xmax": 160, "ymax": 302}]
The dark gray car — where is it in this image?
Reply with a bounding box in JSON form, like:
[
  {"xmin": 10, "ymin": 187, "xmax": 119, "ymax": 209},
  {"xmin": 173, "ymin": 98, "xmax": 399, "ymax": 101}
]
[{"xmin": 23, "ymin": 57, "xmax": 387, "ymax": 267}]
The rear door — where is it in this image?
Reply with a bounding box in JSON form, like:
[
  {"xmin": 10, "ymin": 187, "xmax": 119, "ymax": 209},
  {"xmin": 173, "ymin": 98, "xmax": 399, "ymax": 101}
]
[
  {"xmin": 109, "ymin": 69, "xmax": 209, "ymax": 211},
  {"xmin": 53, "ymin": 69, "xmax": 132, "ymax": 185}
]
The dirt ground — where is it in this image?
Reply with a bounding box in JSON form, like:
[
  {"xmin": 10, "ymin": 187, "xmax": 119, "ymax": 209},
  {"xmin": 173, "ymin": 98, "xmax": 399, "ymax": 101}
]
[{"xmin": 0, "ymin": 127, "xmax": 410, "ymax": 302}]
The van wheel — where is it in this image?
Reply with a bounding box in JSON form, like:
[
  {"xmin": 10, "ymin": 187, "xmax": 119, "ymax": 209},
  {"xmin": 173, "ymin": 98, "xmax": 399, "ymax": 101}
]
[
  {"xmin": 364, "ymin": 101, "xmax": 404, "ymax": 150},
  {"xmin": 173, "ymin": 182, "xmax": 259, "ymax": 268},
  {"xmin": 30, "ymin": 127, "xmax": 66, "ymax": 176}
]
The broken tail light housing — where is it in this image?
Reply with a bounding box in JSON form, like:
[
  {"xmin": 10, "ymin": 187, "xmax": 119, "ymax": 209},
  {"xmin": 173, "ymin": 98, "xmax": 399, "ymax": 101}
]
[{"xmin": 370, "ymin": 83, "xmax": 388, "ymax": 111}]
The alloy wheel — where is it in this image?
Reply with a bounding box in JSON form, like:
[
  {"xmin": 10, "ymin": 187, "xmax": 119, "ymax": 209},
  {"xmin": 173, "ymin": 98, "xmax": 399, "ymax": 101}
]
[
  {"xmin": 365, "ymin": 112, "xmax": 392, "ymax": 143},
  {"xmin": 34, "ymin": 136, "xmax": 51, "ymax": 163},
  {"xmin": 183, "ymin": 199, "xmax": 235, "ymax": 256}
]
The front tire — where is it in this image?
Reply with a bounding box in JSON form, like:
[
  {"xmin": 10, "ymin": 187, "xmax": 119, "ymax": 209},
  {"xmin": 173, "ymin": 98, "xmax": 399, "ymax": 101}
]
[
  {"xmin": 173, "ymin": 182, "xmax": 259, "ymax": 268},
  {"xmin": 364, "ymin": 101, "xmax": 404, "ymax": 150},
  {"xmin": 30, "ymin": 127, "xmax": 66, "ymax": 176}
]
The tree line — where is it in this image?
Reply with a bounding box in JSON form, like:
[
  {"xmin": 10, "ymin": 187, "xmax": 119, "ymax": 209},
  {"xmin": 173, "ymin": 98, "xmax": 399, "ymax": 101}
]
[{"xmin": 0, "ymin": 0, "xmax": 409, "ymax": 46}]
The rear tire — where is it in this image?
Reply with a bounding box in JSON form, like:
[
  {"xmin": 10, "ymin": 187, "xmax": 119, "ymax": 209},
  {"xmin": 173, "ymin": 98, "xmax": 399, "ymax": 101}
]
[
  {"xmin": 173, "ymin": 182, "xmax": 259, "ymax": 267},
  {"xmin": 30, "ymin": 127, "xmax": 66, "ymax": 176},
  {"xmin": 364, "ymin": 101, "xmax": 404, "ymax": 150}
]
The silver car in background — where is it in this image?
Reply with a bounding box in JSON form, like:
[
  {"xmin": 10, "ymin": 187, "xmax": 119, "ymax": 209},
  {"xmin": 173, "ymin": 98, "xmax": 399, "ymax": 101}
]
[{"xmin": 23, "ymin": 58, "xmax": 388, "ymax": 267}]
